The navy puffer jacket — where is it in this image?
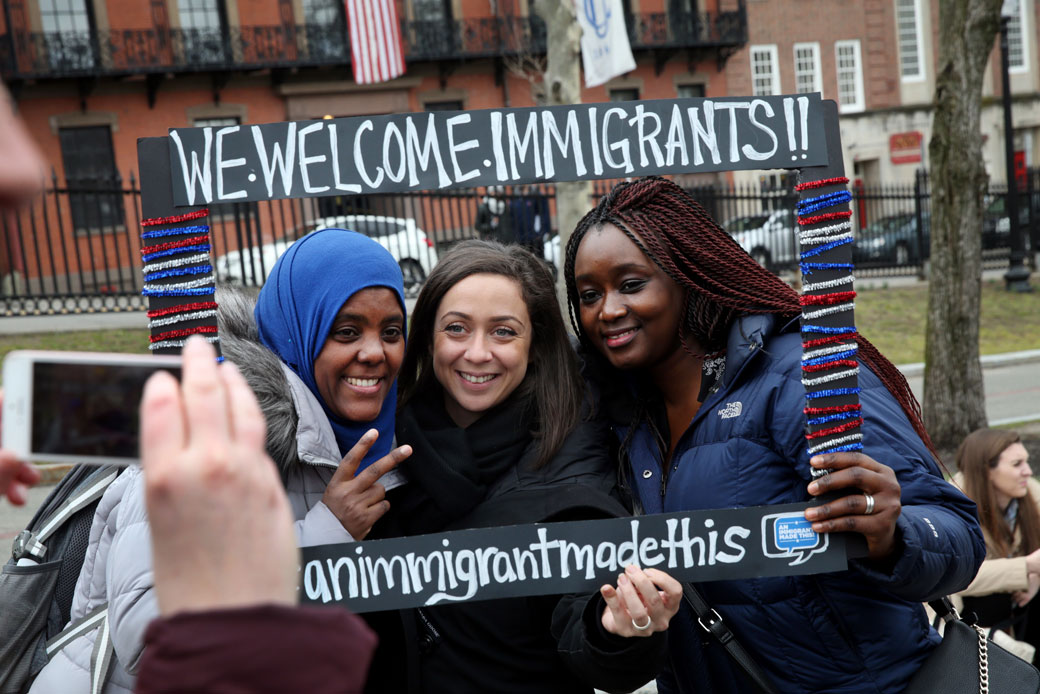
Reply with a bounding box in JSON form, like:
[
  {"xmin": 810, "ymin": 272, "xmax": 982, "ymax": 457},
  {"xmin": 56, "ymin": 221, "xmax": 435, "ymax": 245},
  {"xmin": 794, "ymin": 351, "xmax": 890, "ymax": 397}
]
[{"xmin": 604, "ymin": 314, "xmax": 985, "ymax": 694}]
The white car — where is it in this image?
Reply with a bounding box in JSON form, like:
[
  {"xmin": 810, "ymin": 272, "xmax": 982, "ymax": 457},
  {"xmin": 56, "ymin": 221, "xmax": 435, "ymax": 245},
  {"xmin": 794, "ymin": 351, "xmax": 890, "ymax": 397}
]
[
  {"xmin": 215, "ymin": 214, "xmax": 439, "ymax": 296},
  {"xmin": 724, "ymin": 209, "xmax": 798, "ymax": 269}
]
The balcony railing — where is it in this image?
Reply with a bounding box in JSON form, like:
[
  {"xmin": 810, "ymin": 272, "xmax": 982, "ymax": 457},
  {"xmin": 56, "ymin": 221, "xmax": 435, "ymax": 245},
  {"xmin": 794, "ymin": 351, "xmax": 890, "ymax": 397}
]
[{"xmin": 1, "ymin": 5, "xmax": 746, "ymax": 81}]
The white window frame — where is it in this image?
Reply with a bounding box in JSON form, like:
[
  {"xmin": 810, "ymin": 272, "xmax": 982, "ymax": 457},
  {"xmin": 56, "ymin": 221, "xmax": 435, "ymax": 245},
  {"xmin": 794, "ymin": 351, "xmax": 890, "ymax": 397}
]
[
  {"xmin": 793, "ymin": 42, "xmax": 822, "ymax": 94},
  {"xmin": 835, "ymin": 40, "xmax": 865, "ymax": 113},
  {"xmin": 1007, "ymin": 0, "xmax": 1029, "ymax": 73},
  {"xmin": 749, "ymin": 44, "xmax": 780, "ymax": 96},
  {"xmin": 895, "ymin": 0, "xmax": 925, "ymax": 82}
]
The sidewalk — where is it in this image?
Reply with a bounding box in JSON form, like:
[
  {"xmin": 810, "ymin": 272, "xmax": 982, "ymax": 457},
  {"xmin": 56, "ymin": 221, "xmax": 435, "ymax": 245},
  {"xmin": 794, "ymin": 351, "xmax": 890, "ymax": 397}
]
[{"xmin": 1, "ymin": 310, "xmax": 147, "ymax": 334}]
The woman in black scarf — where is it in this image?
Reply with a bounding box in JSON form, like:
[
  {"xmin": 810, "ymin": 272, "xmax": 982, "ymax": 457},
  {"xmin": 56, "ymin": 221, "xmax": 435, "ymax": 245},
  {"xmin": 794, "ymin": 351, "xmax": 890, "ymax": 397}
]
[{"xmin": 364, "ymin": 240, "xmax": 679, "ymax": 694}]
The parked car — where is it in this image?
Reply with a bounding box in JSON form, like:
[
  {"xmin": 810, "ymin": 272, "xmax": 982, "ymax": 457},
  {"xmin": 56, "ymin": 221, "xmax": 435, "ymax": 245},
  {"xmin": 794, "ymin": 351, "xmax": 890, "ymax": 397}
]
[
  {"xmin": 724, "ymin": 209, "xmax": 798, "ymax": 269},
  {"xmin": 853, "ymin": 212, "xmax": 930, "ymax": 266},
  {"xmin": 215, "ymin": 215, "xmax": 439, "ymax": 296},
  {"xmin": 983, "ymin": 194, "xmax": 1036, "ymax": 252}
]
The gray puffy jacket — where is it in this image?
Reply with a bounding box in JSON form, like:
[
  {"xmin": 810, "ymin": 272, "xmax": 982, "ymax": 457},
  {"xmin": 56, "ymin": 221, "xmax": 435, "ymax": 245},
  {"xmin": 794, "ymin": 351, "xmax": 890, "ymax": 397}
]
[{"xmin": 29, "ymin": 288, "xmax": 401, "ymax": 693}]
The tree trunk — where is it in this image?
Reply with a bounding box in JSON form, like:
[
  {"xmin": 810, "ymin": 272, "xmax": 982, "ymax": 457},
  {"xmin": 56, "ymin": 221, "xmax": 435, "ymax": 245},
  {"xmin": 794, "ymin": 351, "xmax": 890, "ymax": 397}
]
[
  {"xmin": 924, "ymin": 0, "xmax": 1001, "ymax": 452},
  {"xmin": 532, "ymin": 0, "xmax": 591, "ymax": 307}
]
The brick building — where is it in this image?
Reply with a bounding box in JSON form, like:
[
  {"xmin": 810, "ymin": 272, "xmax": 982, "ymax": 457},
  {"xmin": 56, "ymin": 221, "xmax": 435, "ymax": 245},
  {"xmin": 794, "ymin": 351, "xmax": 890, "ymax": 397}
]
[
  {"xmin": 724, "ymin": 0, "xmax": 1040, "ymax": 190},
  {"xmin": 0, "ymin": 0, "xmax": 747, "ymax": 304},
  {"xmin": 1, "ymin": 0, "xmax": 746, "ymax": 193}
]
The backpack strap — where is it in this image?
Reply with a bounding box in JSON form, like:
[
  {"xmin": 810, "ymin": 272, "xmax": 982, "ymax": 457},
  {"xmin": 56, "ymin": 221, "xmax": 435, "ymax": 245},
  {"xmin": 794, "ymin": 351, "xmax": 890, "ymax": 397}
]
[
  {"xmin": 12, "ymin": 468, "xmax": 119, "ymax": 562},
  {"xmin": 45, "ymin": 604, "xmax": 113, "ymax": 694}
]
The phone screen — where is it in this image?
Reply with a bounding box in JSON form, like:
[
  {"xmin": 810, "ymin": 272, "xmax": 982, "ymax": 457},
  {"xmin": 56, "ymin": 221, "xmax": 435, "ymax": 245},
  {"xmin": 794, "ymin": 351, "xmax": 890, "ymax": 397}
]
[{"xmin": 31, "ymin": 362, "xmax": 181, "ymax": 458}]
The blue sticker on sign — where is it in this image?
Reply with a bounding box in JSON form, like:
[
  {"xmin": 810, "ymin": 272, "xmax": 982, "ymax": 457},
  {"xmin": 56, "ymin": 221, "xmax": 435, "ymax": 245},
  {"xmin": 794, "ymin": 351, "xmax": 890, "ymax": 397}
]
[{"xmin": 761, "ymin": 512, "xmax": 829, "ymax": 566}]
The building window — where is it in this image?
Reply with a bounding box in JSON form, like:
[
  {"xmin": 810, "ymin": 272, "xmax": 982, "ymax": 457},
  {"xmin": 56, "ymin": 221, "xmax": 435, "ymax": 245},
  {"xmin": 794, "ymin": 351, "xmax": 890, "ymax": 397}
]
[
  {"xmin": 179, "ymin": 0, "xmax": 226, "ymax": 65},
  {"xmin": 793, "ymin": 43, "xmax": 821, "ymax": 94},
  {"xmin": 303, "ymin": 0, "xmax": 348, "ymax": 62},
  {"xmin": 39, "ymin": 0, "xmax": 95, "ymax": 70},
  {"xmin": 750, "ymin": 45, "xmax": 779, "ymax": 96},
  {"xmin": 59, "ymin": 126, "xmax": 123, "ymax": 232},
  {"xmin": 192, "ymin": 116, "xmax": 239, "ymax": 128},
  {"xmin": 1007, "ymin": 0, "xmax": 1028, "ymax": 72},
  {"xmin": 410, "ymin": 0, "xmax": 453, "ymax": 57},
  {"xmin": 413, "ymin": 0, "xmax": 451, "ymax": 20},
  {"xmin": 895, "ymin": 0, "xmax": 925, "ymax": 81},
  {"xmin": 424, "ymin": 100, "xmax": 464, "ymax": 111},
  {"xmin": 835, "ymin": 40, "xmax": 865, "ymax": 113},
  {"xmin": 609, "ymin": 88, "xmax": 641, "ymax": 102},
  {"xmin": 677, "ymin": 84, "xmax": 705, "ymax": 99}
]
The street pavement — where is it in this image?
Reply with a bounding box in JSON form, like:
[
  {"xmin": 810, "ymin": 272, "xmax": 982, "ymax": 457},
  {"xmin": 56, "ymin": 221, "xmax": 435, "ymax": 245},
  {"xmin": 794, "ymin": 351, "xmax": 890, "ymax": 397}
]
[{"xmin": 901, "ymin": 350, "xmax": 1040, "ymax": 426}]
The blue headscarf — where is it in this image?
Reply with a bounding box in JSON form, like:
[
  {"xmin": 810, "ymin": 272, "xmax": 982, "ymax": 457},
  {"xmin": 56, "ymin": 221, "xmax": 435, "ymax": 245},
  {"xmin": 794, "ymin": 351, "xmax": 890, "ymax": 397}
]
[{"xmin": 254, "ymin": 228, "xmax": 406, "ymax": 469}]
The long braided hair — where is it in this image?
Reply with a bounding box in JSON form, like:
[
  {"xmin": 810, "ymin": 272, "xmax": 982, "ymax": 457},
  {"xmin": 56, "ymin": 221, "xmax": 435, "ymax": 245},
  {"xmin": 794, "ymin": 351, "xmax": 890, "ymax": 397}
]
[{"xmin": 563, "ymin": 176, "xmax": 937, "ymax": 457}]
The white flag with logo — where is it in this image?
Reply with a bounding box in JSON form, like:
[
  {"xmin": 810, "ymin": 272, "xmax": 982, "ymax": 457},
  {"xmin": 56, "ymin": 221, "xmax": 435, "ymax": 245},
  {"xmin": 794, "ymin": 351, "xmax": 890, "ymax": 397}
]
[{"xmin": 576, "ymin": 0, "xmax": 637, "ymax": 88}]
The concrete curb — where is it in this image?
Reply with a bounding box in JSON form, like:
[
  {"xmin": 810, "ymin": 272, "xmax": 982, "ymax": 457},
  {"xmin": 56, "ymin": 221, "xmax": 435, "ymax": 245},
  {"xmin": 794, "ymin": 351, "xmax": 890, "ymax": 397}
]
[{"xmin": 897, "ymin": 349, "xmax": 1040, "ymax": 378}]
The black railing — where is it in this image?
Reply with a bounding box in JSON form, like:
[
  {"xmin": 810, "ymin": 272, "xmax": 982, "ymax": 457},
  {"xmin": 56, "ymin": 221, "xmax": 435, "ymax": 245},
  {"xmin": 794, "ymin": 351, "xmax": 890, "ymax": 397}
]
[
  {"xmin": 4, "ymin": 169, "xmax": 1038, "ymax": 316},
  {"xmin": 1, "ymin": 6, "xmax": 746, "ymax": 81}
]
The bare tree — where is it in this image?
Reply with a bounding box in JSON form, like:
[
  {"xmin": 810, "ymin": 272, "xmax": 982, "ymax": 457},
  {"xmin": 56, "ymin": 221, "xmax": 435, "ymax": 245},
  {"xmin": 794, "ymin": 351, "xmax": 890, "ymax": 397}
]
[
  {"xmin": 924, "ymin": 0, "xmax": 1002, "ymax": 452},
  {"xmin": 531, "ymin": 0, "xmax": 591, "ymax": 304}
]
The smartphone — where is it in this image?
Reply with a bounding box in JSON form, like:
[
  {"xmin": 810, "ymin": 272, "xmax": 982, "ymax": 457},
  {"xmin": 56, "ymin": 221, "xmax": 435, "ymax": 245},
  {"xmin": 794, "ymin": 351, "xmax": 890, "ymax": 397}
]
[{"xmin": 2, "ymin": 350, "xmax": 182, "ymax": 466}]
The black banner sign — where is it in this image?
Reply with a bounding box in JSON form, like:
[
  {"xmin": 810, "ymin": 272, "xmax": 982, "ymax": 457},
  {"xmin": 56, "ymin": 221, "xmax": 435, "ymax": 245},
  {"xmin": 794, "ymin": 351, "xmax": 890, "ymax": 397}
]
[
  {"xmin": 169, "ymin": 94, "xmax": 827, "ymax": 206},
  {"xmin": 300, "ymin": 503, "xmax": 853, "ymax": 613}
]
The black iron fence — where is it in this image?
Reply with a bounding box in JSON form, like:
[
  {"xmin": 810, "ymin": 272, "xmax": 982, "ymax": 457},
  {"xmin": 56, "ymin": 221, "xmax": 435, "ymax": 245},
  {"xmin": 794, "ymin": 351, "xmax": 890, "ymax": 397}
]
[{"xmin": 2, "ymin": 172, "xmax": 1036, "ymax": 316}]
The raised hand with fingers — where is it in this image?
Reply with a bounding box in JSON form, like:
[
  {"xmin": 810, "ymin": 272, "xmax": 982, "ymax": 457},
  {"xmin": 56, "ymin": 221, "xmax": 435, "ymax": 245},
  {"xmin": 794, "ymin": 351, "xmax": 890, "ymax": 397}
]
[
  {"xmin": 804, "ymin": 452, "xmax": 902, "ymax": 560},
  {"xmin": 321, "ymin": 431, "xmax": 411, "ymax": 540},
  {"xmin": 600, "ymin": 565, "xmax": 682, "ymax": 638},
  {"xmin": 141, "ymin": 336, "xmax": 299, "ymax": 616}
]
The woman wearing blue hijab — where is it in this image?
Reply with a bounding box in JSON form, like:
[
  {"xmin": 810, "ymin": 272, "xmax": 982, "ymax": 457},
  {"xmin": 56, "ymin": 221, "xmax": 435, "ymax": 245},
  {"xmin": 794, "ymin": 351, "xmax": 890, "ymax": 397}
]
[{"xmin": 253, "ymin": 228, "xmax": 412, "ymax": 542}]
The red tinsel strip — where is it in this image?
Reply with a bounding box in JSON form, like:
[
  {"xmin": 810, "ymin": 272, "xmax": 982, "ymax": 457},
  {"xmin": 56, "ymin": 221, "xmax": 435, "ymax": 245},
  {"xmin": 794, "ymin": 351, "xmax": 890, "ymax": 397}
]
[
  {"xmin": 141, "ymin": 235, "xmax": 209, "ymax": 255},
  {"xmin": 804, "ymin": 403, "xmax": 862, "ymax": 416},
  {"xmin": 805, "ymin": 418, "xmax": 864, "ymax": 440},
  {"xmin": 800, "ymin": 291, "xmax": 857, "ymax": 306},
  {"xmin": 802, "ymin": 359, "xmax": 859, "ymax": 373},
  {"xmin": 802, "ymin": 332, "xmax": 858, "ymax": 348},
  {"xmin": 147, "ymin": 301, "xmax": 219, "ymax": 318},
  {"xmin": 150, "ymin": 325, "xmax": 219, "ymax": 343},
  {"xmin": 797, "ymin": 211, "xmax": 853, "ymax": 226},
  {"xmin": 141, "ymin": 209, "xmax": 210, "ymax": 227},
  {"xmin": 795, "ymin": 177, "xmax": 849, "ymax": 192}
]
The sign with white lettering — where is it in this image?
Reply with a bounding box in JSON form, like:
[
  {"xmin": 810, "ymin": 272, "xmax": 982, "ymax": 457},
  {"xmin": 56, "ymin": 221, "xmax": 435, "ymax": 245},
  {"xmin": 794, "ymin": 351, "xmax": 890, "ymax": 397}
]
[
  {"xmin": 300, "ymin": 503, "xmax": 855, "ymax": 612},
  {"xmin": 168, "ymin": 94, "xmax": 827, "ymax": 206}
]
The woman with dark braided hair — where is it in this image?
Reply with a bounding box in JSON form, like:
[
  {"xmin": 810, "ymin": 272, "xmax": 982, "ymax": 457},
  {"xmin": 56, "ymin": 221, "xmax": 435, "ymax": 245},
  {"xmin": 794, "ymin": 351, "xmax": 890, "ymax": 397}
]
[{"xmin": 565, "ymin": 176, "xmax": 985, "ymax": 693}]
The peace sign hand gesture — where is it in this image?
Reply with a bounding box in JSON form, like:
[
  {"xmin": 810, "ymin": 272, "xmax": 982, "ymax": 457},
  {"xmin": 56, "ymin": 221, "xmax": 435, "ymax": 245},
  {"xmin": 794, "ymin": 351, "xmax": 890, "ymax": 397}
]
[{"xmin": 321, "ymin": 430, "xmax": 411, "ymax": 540}]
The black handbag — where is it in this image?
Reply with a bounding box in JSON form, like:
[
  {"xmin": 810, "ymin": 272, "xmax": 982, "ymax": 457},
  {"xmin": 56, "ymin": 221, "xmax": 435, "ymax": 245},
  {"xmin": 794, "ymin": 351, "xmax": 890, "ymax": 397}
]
[{"xmin": 906, "ymin": 598, "xmax": 1040, "ymax": 694}]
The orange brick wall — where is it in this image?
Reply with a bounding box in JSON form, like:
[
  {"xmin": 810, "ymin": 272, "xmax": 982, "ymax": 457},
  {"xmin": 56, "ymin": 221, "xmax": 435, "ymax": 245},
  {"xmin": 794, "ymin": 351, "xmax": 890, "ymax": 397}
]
[{"xmin": 727, "ymin": 0, "xmax": 901, "ymax": 110}]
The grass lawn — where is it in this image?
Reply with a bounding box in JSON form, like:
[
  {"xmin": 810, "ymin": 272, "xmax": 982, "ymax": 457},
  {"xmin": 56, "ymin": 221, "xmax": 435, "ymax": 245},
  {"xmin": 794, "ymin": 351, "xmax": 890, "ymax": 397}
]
[
  {"xmin": 857, "ymin": 278, "xmax": 1040, "ymax": 365},
  {"xmin": 0, "ymin": 330, "xmax": 150, "ymax": 382}
]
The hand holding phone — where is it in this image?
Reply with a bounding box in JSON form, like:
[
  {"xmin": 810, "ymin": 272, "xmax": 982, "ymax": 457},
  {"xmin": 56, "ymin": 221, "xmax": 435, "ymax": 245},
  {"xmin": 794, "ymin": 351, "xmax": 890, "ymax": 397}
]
[
  {"xmin": 2, "ymin": 351, "xmax": 182, "ymax": 466},
  {"xmin": 0, "ymin": 389, "xmax": 40, "ymax": 504},
  {"xmin": 142, "ymin": 337, "xmax": 298, "ymax": 615}
]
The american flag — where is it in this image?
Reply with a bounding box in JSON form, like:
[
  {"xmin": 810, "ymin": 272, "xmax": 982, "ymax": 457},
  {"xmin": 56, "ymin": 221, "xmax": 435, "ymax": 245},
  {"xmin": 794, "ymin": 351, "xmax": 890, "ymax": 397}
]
[{"xmin": 346, "ymin": 0, "xmax": 406, "ymax": 85}]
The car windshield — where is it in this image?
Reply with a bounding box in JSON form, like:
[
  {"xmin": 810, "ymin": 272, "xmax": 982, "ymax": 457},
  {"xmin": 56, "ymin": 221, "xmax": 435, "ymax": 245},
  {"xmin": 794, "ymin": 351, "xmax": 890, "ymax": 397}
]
[
  {"xmin": 863, "ymin": 215, "xmax": 912, "ymax": 235},
  {"xmin": 350, "ymin": 219, "xmax": 407, "ymax": 238},
  {"xmin": 725, "ymin": 214, "xmax": 770, "ymax": 232}
]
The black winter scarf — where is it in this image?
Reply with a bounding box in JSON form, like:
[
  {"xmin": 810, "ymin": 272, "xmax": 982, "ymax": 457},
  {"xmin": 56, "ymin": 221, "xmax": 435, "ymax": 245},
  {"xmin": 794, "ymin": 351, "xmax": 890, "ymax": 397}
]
[{"xmin": 390, "ymin": 387, "xmax": 535, "ymax": 536}]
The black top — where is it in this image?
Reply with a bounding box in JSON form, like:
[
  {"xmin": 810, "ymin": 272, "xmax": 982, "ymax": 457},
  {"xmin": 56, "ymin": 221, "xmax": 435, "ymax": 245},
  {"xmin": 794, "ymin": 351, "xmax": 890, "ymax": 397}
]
[{"xmin": 362, "ymin": 389, "xmax": 667, "ymax": 694}]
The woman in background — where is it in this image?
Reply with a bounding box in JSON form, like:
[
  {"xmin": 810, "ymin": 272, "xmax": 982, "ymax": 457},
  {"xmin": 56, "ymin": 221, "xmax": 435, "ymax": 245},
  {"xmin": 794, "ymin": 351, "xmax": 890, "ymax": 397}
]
[{"xmin": 955, "ymin": 428, "xmax": 1040, "ymax": 661}]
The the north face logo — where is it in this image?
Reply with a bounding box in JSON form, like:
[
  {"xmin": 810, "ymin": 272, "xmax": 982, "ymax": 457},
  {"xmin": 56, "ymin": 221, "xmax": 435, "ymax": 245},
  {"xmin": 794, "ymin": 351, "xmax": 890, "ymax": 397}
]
[{"xmin": 717, "ymin": 402, "xmax": 743, "ymax": 419}]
